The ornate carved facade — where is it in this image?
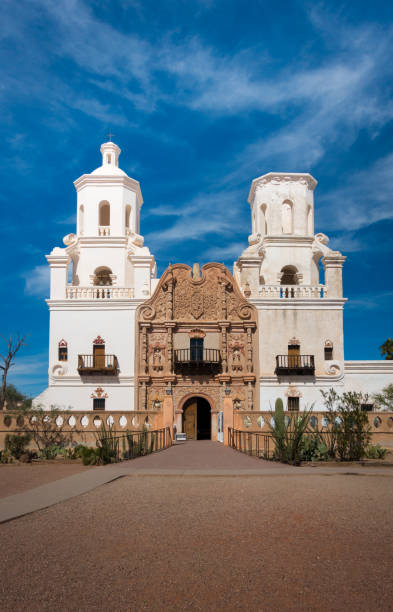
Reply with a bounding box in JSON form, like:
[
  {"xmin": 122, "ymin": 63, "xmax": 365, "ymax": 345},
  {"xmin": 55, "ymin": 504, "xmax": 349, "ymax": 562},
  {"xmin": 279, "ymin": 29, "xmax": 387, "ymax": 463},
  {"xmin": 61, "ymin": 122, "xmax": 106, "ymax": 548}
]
[{"xmin": 135, "ymin": 263, "xmax": 258, "ymax": 430}]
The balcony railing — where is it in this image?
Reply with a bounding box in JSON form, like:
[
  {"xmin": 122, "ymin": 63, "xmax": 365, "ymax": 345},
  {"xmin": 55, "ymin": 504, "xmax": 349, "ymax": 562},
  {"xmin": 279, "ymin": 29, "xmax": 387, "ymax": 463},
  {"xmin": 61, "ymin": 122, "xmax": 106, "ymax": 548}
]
[
  {"xmin": 259, "ymin": 285, "xmax": 327, "ymax": 299},
  {"xmin": 275, "ymin": 354, "xmax": 315, "ymax": 375},
  {"xmin": 98, "ymin": 226, "xmax": 110, "ymax": 236},
  {"xmin": 66, "ymin": 286, "xmax": 134, "ymax": 299},
  {"xmin": 78, "ymin": 354, "xmax": 119, "ymax": 375},
  {"xmin": 174, "ymin": 348, "xmax": 221, "ymax": 373}
]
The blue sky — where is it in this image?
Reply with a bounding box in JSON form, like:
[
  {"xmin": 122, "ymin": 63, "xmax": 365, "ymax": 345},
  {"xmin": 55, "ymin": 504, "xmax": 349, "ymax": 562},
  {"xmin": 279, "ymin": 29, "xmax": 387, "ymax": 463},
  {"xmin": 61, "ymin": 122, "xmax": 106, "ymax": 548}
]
[{"xmin": 1, "ymin": 0, "xmax": 393, "ymax": 396}]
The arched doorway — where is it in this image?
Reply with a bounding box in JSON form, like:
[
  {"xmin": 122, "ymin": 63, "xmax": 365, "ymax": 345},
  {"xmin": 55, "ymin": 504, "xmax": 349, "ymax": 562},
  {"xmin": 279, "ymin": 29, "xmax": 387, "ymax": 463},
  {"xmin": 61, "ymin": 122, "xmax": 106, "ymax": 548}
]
[{"xmin": 183, "ymin": 397, "xmax": 211, "ymax": 440}]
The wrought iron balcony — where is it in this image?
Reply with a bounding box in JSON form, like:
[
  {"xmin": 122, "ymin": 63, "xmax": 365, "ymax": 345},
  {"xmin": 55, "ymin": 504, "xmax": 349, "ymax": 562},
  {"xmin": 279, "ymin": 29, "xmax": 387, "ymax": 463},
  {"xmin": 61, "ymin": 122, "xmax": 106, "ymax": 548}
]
[
  {"xmin": 275, "ymin": 354, "xmax": 315, "ymax": 375},
  {"xmin": 174, "ymin": 348, "xmax": 221, "ymax": 373},
  {"xmin": 78, "ymin": 354, "xmax": 119, "ymax": 375}
]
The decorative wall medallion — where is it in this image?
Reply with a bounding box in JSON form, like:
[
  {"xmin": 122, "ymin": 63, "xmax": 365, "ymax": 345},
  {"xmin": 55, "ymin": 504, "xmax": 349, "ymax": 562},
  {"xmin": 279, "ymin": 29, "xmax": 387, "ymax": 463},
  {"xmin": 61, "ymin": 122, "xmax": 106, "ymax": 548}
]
[
  {"xmin": 52, "ymin": 364, "xmax": 67, "ymax": 376},
  {"xmin": 324, "ymin": 361, "xmax": 343, "ymax": 376},
  {"xmin": 325, "ymin": 339, "xmax": 333, "ymax": 348},
  {"xmin": 93, "ymin": 335, "xmax": 105, "ymax": 345}
]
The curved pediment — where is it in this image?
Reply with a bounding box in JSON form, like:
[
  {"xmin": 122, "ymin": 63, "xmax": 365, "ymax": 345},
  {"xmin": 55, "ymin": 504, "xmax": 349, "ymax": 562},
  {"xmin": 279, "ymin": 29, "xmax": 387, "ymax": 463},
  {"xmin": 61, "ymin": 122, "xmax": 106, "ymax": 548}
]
[{"xmin": 138, "ymin": 262, "xmax": 256, "ymax": 323}]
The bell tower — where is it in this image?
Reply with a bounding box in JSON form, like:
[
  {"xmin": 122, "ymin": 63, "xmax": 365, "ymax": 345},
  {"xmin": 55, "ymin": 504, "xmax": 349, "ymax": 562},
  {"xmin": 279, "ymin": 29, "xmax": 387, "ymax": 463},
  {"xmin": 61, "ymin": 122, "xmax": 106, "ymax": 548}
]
[
  {"xmin": 38, "ymin": 141, "xmax": 158, "ymax": 413},
  {"xmin": 49, "ymin": 140, "xmax": 156, "ymax": 297}
]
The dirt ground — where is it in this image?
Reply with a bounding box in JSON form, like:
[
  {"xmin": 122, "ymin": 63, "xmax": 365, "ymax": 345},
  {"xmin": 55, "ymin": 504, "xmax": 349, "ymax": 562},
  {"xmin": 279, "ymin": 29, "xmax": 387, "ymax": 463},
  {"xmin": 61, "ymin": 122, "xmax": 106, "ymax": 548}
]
[
  {"xmin": 0, "ymin": 472, "xmax": 392, "ymax": 611},
  {"xmin": 0, "ymin": 462, "xmax": 96, "ymax": 498}
]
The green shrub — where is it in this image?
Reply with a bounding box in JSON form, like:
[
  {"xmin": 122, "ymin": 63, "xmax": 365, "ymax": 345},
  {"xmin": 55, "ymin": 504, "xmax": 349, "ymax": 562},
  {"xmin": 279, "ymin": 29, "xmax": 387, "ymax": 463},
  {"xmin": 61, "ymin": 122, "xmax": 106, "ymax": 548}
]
[
  {"xmin": 5, "ymin": 433, "xmax": 31, "ymax": 459},
  {"xmin": 300, "ymin": 434, "xmax": 329, "ymax": 462},
  {"xmin": 80, "ymin": 447, "xmax": 101, "ymax": 465},
  {"xmin": 269, "ymin": 400, "xmax": 312, "ymax": 465},
  {"xmin": 39, "ymin": 445, "xmax": 62, "ymax": 460},
  {"xmin": 95, "ymin": 423, "xmax": 119, "ymax": 464},
  {"xmin": 321, "ymin": 389, "xmax": 372, "ymax": 461},
  {"xmin": 365, "ymin": 444, "xmax": 387, "ymax": 459}
]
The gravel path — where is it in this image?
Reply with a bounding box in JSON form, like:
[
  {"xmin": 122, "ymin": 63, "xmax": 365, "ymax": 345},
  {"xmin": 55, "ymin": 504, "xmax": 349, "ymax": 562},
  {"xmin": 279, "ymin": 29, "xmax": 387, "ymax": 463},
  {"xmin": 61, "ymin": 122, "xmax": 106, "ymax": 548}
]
[
  {"xmin": 0, "ymin": 463, "xmax": 96, "ymax": 498},
  {"xmin": 1, "ymin": 472, "xmax": 392, "ymax": 611}
]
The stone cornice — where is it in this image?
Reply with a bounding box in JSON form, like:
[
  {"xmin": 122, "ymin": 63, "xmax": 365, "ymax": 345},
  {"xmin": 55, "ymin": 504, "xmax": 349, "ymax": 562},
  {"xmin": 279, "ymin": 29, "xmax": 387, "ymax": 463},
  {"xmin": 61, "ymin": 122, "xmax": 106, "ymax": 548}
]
[
  {"xmin": 74, "ymin": 174, "xmax": 143, "ymax": 207},
  {"xmin": 78, "ymin": 236, "xmax": 128, "ymax": 247},
  {"xmin": 248, "ymin": 172, "xmax": 317, "ymax": 204},
  {"xmin": 262, "ymin": 236, "xmax": 314, "ymax": 247},
  {"xmin": 259, "ymin": 375, "xmax": 345, "ymax": 385},
  {"xmin": 344, "ymin": 360, "xmax": 393, "ymax": 374},
  {"xmin": 249, "ymin": 298, "xmax": 347, "ymax": 310},
  {"xmin": 46, "ymin": 299, "xmax": 145, "ymax": 311}
]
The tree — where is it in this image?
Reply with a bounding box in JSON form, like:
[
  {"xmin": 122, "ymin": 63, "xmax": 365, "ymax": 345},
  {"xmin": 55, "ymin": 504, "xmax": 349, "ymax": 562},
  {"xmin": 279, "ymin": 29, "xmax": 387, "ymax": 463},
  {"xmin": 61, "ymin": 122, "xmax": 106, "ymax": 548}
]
[
  {"xmin": 373, "ymin": 384, "xmax": 393, "ymax": 411},
  {"xmin": 3, "ymin": 384, "xmax": 31, "ymax": 410},
  {"xmin": 320, "ymin": 388, "xmax": 372, "ymax": 461},
  {"xmin": 379, "ymin": 338, "xmax": 393, "ymax": 360},
  {"xmin": 0, "ymin": 334, "xmax": 28, "ymax": 410}
]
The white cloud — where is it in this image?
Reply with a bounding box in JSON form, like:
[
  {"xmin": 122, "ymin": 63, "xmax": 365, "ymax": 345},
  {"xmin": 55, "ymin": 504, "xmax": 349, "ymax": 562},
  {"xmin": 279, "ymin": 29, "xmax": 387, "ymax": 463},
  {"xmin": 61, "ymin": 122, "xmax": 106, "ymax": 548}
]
[
  {"xmin": 144, "ymin": 188, "xmax": 247, "ymax": 247},
  {"xmin": 23, "ymin": 265, "xmax": 50, "ymax": 298},
  {"xmin": 204, "ymin": 242, "xmax": 246, "ymax": 261},
  {"xmin": 318, "ymin": 153, "xmax": 393, "ymax": 232},
  {"xmin": 347, "ymin": 291, "xmax": 393, "ymax": 312},
  {"xmin": 7, "ymin": 351, "xmax": 48, "ymax": 392}
]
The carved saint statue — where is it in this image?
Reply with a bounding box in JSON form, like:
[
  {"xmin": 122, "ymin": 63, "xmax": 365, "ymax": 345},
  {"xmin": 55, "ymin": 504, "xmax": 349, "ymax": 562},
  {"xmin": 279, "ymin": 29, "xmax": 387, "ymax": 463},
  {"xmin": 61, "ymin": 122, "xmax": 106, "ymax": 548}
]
[
  {"xmin": 152, "ymin": 348, "xmax": 163, "ymax": 371},
  {"xmin": 231, "ymin": 347, "xmax": 242, "ymax": 371}
]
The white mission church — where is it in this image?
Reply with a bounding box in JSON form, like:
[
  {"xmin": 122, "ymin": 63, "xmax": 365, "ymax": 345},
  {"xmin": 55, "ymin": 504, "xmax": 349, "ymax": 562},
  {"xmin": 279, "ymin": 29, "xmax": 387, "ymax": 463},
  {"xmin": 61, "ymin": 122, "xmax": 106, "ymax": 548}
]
[{"xmin": 35, "ymin": 140, "xmax": 393, "ymax": 425}]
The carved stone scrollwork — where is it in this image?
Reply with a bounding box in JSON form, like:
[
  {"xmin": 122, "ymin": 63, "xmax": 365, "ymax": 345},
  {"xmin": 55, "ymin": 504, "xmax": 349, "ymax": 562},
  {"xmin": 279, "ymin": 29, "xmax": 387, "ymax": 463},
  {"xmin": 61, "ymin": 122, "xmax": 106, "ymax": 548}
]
[
  {"xmin": 238, "ymin": 304, "xmax": 252, "ymax": 320},
  {"xmin": 52, "ymin": 364, "xmax": 67, "ymax": 376},
  {"xmin": 285, "ymin": 386, "xmax": 302, "ymax": 398},
  {"xmin": 140, "ymin": 305, "xmax": 155, "ymax": 321},
  {"xmin": 324, "ymin": 360, "xmax": 343, "ymax": 376}
]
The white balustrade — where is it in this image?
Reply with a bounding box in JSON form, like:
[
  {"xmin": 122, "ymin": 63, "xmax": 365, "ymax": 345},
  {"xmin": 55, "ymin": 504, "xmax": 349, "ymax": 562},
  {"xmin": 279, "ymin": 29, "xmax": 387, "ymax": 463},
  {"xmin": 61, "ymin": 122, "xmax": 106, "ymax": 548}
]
[
  {"xmin": 98, "ymin": 226, "xmax": 111, "ymax": 236},
  {"xmin": 258, "ymin": 285, "xmax": 327, "ymax": 298},
  {"xmin": 66, "ymin": 286, "xmax": 134, "ymax": 299}
]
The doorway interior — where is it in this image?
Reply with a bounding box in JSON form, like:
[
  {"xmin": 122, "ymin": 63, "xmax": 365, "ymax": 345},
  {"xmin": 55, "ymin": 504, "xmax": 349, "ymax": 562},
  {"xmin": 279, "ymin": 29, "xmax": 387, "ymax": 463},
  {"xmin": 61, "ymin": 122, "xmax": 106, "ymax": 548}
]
[{"xmin": 183, "ymin": 397, "xmax": 211, "ymax": 440}]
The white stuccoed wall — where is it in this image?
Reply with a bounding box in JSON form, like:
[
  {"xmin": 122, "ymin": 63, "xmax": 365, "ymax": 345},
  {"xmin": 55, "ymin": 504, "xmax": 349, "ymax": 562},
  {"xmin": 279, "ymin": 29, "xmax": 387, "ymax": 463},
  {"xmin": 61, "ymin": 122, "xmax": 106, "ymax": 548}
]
[{"xmin": 36, "ymin": 141, "xmax": 157, "ymax": 412}]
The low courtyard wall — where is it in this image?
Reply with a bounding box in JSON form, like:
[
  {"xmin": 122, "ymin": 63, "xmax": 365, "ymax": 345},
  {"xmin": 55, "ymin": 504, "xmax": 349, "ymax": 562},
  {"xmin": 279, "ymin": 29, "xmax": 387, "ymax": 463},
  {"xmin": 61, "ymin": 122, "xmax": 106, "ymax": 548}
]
[
  {"xmin": 0, "ymin": 410, "xmax": 164, "ymax": 449},
  {"xmin": 232, "ymin": 411, "xmax": 393, "ymax": 448}
]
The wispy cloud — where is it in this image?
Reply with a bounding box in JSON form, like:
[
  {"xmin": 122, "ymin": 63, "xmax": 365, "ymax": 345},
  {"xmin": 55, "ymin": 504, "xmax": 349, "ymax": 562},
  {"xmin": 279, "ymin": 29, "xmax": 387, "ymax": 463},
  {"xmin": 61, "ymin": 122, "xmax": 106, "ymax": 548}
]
[
  {"xmin": 145, "ymin": 188, "xmax": 247, "ymax": 248},
  {"xmin": 23, "ymin": 265, "xmax": 50, "ymax": 298},
  {"xmin": 318, "ymin": 153, "xmax": 393, "ymax": 232},
  {"xmin": 8, "ymin": 351, "xmax": 48, "ymax": 392},
  {"xmin": 347, "ymin": 291, "xmax": 393, "ymax": 312}
]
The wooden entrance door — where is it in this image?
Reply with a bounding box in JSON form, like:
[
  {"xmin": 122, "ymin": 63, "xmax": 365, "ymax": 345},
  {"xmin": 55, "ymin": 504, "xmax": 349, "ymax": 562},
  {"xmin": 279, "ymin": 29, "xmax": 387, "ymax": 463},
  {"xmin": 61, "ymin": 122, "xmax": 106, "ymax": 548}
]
[
  {"xmin": 184, "ymin": 401, "xmax": 197, "ymax": 440},
  {"xmin": 94, "ymin": 344, "xmax": 105, "ymax": 369},
  {"xmin": 288, "ymin": 344, "xmax": 300, "ymax": 368}
]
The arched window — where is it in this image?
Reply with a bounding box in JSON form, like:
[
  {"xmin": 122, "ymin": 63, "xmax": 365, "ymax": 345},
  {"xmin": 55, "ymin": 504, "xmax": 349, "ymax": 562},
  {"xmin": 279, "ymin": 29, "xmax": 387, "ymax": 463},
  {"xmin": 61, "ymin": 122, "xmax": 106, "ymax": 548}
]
[
  {"xmin": 280, "ymin": 266, "xmax": 298, "ymax": 285},
  {"xmin": 125, "ymin": 204, "xmax": 131, "ymax": 230},
  {"xmin": 79, "ymin": 205, "xmax": 84, "ymax": 235},
  {"xmin": 93, "ymin": 267, "xmax": 112, "ymax": 286},
  {"xmin": 99, "ymin": 201, "xmax": 110, "ymax": 226},
  {"xmin": 282, "ymin": 200, "xmax": 293, "ymax": 234}
]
